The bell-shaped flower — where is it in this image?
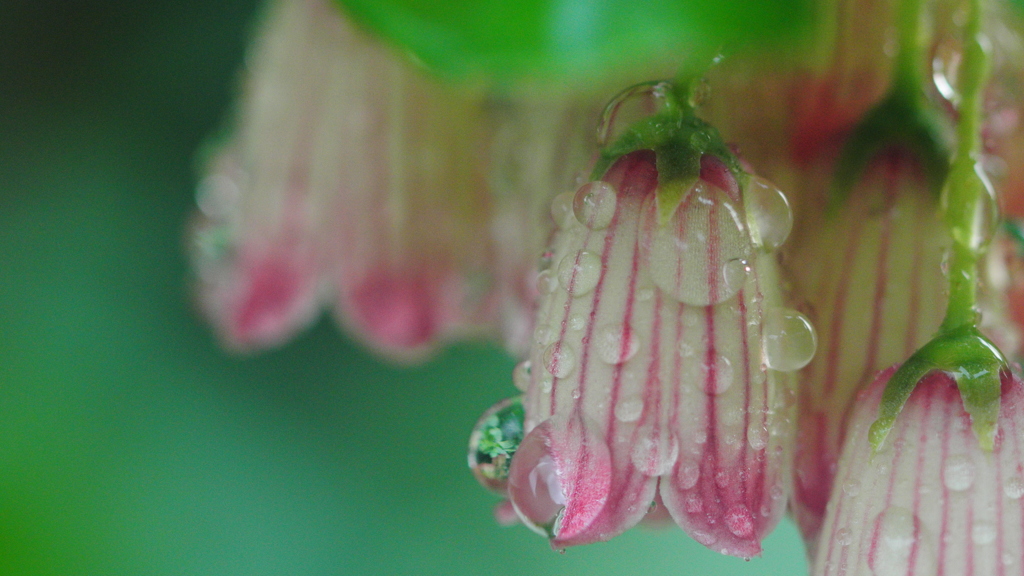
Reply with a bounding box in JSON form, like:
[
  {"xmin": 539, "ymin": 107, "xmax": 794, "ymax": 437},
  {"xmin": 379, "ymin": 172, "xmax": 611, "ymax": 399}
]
[
  {"xmin": 812, "ymin": 366, "xmax": 1024, "ymax": 575},
  {"xmin": 505, "ymin": 119, "xmax": 811, "ymax": 556},
  {"xmin": 189, "ymin": 0, "xmax": 496, "ymax": 359},
  {"xmin": 785, "ymin": 148, "xmax": 952, "ymax": 545}
]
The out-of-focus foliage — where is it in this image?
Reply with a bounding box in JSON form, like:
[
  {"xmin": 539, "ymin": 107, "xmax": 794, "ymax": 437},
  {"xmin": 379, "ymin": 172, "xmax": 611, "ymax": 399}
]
[{"xmin": 333, "ymin": 0, "xmax": 815, "ymax": 84}]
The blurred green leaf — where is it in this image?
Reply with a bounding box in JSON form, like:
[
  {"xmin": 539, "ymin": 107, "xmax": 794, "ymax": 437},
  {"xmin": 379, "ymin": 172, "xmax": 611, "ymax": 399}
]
[{"xmin": 334, "ymin": 0, "xmax": 814, "ymax": 84}]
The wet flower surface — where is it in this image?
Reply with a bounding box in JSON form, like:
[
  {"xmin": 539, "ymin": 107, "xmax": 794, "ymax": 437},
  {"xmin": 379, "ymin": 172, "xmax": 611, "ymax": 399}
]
[{"xmin": 190, "ymin": 0, "xmax": 1024, "ymax": 571}]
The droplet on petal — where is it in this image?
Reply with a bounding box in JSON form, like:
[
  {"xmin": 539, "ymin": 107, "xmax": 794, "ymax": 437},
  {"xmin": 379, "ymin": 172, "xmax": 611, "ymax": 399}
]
[
  {"xmin": 595, "ymin": 323, "xmax": 640, "ymax": 364},
  {"xmin": 744, "ymin": 176, "xmax": 793, "ymax": 251},
  {"xmin": 573, "ymin": 181, "xmax": 618, "ymax": 230},
  {"xmin": 550, "ymin": 191, "xmax": 577, "ymax": 230},
  {"xmin": 468, "ymin": 396, "xmax": 525, "ymax": 493},
  {"xmin": 643, "ymin": 182, "xmax": 752, "ymax": 306},
  {"xmin": 942, "ymin": 454, "xmax": 976, "ymax": 491},
  {"xmin": 543, "ymin": 342, "xmax": 576, "ymax": 378},
  {"xmin": 557, "ymin": 250, "xmax": 602, "ymax": 296},
  {"xmin": 762, "ymin": 308, "xmax": 817, "ymax": 371},
  {"xmin": 507, "ymin": 418, "xmax": 613, "ymax": 540}
]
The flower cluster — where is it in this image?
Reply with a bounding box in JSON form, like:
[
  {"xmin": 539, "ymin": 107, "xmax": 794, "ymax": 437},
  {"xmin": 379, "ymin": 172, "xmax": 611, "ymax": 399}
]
[{"xmin": 191, "ymin": 0, "xmax": 1024, "ymax": 571}]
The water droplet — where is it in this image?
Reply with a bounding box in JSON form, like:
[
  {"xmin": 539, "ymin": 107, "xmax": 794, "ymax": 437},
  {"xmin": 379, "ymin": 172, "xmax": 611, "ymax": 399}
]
[
  {"xmin": 724, "ymin": 505, "xmax": 754, "ymax": 538},
  {"xmin": 536, "ymin": 270, "xmax": 558, "ymax": 294},
  {"xmin": 534, "ymin": 325, "xmax": 557, "ymax": 346},
  {"xmin": 631, "ymin": 431, "xmax": 679, "ymax": 476},
  {"xmin": 568, "ymin": 313, "xmax": 586, "ymax": 331},
  {"xmin": 507, "ymin": 425, "xmax": 567, "ymax": 536},
  {"xmin": 513, "ymin": 360, "xmax": 532, "ymax": 392},
  {"xmin": 843, "ymin": 481, "xmax": 861, "ymax": 498},
  {"xmin": 745, "ymin": 176, "xmax": 793, "ymax": 251},
  {"xmin": 932, "ymin": 39, "xmax": 961, "ymax": 105},
  {"xmin": 747, "ymin": 423, "xmax": 768, "ymax": 450},
  {"xmin": 597, "ymin": 81, "xmax": 675, "ymax": 147},
  {"xmin": 943, "ymin": 163, "xmax": 999, "ymax": 254},
  {"xmin": 543, "ymin": 343, "xmax": 576, "ymax": 378},
  {"xmin": 636, "ymin": 287, "xmax": 654, "ymax": 301},
  {"xmin": 1005, "ymin": 475, "xmax": 1024, "ymax": 499},
  {"xmin": 595, "ymin": 323, "xmax": 640, "ymax": 364},
  {"xmin": 837, "ymin": 527, "xmax": 852, "ymax": 546},
  {"xmin": 870, "ymin": 507, "xmax": 933, "ymax": 576},
  {"xmin": 701, "ymin": 354, "xmax": 734, "ymax": 395},
  {"xmin": 550, "ymin": 191, "xmax": 576, "ymax": 229},
  {"xmin": 573, "ymin": 181, "xmax": 617, "ymax": 230},
  {"xmin": 557, "ymin": 250, "xmax": 602, "ymax": 296},
  {"xmin": 538, "ymin": 250, "xmax": 554, "ymax": 272},
  {"xmin": 614, "ymin": 397, "xmax": 644, "ymax": 422},
  {"xmin": 571, "ymin": 388, "xmax": 581, "ymax": 400},
  {"xmin": 540, "ymin": 374, "xmax": 553, "ymax": 393},
  {"xmin": 762, "ymin": 308, "xmax": 817, "ymax": 371},
  {"xmin": 972, "ymin": 521, "xmax": 997, "ymax": 545},
  {"xmin": 468, "ymin": 396, "xmax": 525, "ymax": 493},
  {"xmin": 943, "ymin": 455, "xmax": 976, "ymax": 491},
  {"xmin": 677, "ymin": 463, "xmax": 700, "ymax": 489},
  {"xmin": 643, "ymin": 182, "xmax": 752, "ymax": 306}
]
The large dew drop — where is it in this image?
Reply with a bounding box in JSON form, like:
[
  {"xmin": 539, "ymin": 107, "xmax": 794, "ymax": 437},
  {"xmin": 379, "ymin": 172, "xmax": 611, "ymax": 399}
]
[
  {"xmin": 869, "ymin": 507, "xmax": 934, "ymax": 576},
  {"xmin": 942, "ymin": 455, "xmax": 976, "ymax": 491},
  {"xmin": 573, "ymin": 181, "xmax": 617, "ymax": 230},
  {"xmin": 468, "ymin": 396, "xmax": 525, "ymax": 493},
  {"xmin": 507, "ymin": 425, "xmax": 567, "ymax": 537},
  {"xmin": 557, "ymin": 250, "xmax": 602, "ymax": 296},
  {"xmin": 643, "ymin": 182, "xmax": 752, "ymax": 306},
  {"xmin": 744, "ymin": 176, "xmax": 793, "ymax": 251},
  {"xmin": 762, "ymin": 308, "xmax": 817, "ymax": 371}
]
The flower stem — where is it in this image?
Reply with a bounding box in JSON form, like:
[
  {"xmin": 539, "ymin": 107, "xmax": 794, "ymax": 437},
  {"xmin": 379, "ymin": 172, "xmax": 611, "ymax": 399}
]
[{"xmin": 939, "ymin": 0, "xmax": 990, "ymax": 332}]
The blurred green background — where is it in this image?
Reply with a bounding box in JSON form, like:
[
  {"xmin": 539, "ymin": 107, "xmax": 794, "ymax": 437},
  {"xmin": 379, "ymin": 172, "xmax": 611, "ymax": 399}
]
[{"xmin": 0, "ymin": 1, "xmax": 807, "ymax": 574}]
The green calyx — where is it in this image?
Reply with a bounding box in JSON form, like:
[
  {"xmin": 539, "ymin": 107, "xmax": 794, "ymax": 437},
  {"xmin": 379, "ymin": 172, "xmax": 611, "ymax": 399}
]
[
  {"xmin": 827, "ymin": 90, "xmax": 950, "ymax": 216},
  {"xmin": 590, "ymin": 79, "xmax": 742, "ymax": 224},
  {"xmin": 869, "ymin": 324, "xmax": 1007, "ymax": 453},
  {"xmin": 867, "ymin": 0, "xmax": 1006, "ymax": 454}
]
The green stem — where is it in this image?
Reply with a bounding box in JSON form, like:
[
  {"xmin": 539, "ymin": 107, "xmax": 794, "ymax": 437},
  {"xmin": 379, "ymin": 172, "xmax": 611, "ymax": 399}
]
[
  {"xmin": 940, "ymin": 0, "xmax": 990, "ymax": 332},
  {"xmin": 891, "ymin": 0, "xmax": 926, "ymax": 97}
]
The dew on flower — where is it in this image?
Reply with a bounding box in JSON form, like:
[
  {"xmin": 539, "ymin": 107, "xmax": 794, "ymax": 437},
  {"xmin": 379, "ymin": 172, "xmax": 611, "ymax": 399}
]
[
  {"xmin": 762, "ymin": 307, "xmax": 817, "ymax": 371},
  {"xmin": 614, "ymin": 397, "xmax": 644, "ymax": 422},
  {"xmin": 507, "ymin": 426, "xmax": 568, "ymax": 536},
  {"xmin": 746, "ymin": 422, "xmax": 768, "ymax": 450},
  {"xmin": 536, "ymin": 269, "xmax": 558, "ymax": 294},
  {"xmin": 512, "ymin": 360, "xmax": 532, "ymax": 392},
  {"xmin": 542, "ymin": 342, "xmax": 576, "ymax": 378},
  {"xmin": 573, "ymin": 181, "xmax": 617, "ymax": 230},
  {"xmin": 595, "ymin": 323, "xmax": 640, "ymax": 364},
  {"xmin": 568, "ymin": 313, "xmax": 585, "ymax": 331},
  {"xmin": 942, "ymin": 454, "xmax": 976, "ymax": 491},
  {"xmin": 744, "ymin": 175, "xmax": 793, "ymax": 251},
  {"xmin": 550, "ymin": 191, "xmax": 577, "ymax": 229},
  {"xmin": 468, "ymin": 396, "xmax": 525, "ymax": 493},
  {"xmin": 630, "ymin": 428, "xmax": 679, "ymax": 476},
  {"xmin": 869, "ymin": 507, "xmax": 934, "ymax": 576},
  {"xmin": 1004, "ymin": 475, "xmax": 1024, "ymax": 499},
  {"xmin": 700, "ymin": 353, "xmax": 734, "ymax": 395},
  {"xmin": 643, "ymin": 181, "xmax": 752, "ymax": 306},
  {"xmin": 596, "ymin": 81, "xmax": 676, "ymax": 147},
  {"xmin": 557, "ymin": 250, "xmax": 602, "ymax": 296},
  {"xmin": 724, "ymin": 505, "xmax": 755, "ymax": 539},
  {"xmin": 972, "ymin": 521, "xmax": 997, "ymax": 545}
]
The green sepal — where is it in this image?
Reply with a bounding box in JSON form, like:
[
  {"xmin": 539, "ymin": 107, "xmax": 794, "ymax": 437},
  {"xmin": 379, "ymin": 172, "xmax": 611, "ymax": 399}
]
[
  {"xmin": 590, "ymin": 100, "xmax": 742, "ymax": 225},
  {"xmin": 869, "ymin": 324, "xmax": 1007, "ymax": 452},
  {"xmin": 828, "ymin": 91, "xmax": 951, "ymax": 216}
]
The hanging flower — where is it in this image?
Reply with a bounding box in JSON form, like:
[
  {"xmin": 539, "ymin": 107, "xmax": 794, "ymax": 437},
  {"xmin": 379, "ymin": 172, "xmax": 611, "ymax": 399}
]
[
  {"xmin": 811, "ymin": 366, "xmax": 1024, "ymax": 575},
  {"xmin": 485, "ymin": 81, "xmax": 815, "ymax": 556}
]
